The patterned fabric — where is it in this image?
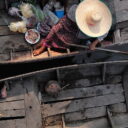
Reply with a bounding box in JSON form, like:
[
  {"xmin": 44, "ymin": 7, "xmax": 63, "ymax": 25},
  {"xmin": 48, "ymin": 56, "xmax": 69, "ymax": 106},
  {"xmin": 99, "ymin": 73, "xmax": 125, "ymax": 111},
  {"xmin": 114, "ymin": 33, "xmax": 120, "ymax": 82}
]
[{"xmin": 41, "ymin": 15, "xmax": 80, "ymax": 49}]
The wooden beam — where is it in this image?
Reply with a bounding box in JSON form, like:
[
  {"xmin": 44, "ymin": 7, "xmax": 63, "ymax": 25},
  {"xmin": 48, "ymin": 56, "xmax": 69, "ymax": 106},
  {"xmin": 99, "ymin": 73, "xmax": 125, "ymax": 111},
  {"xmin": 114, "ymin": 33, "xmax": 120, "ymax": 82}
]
[
  {"xmin": 42, "ymin": 84, "xmax": 123, "ymax": 103},
  {"xmin": 63, "ymin": 76, "xmax": 102, "ymax": 89},
  {"xmin": 24, "ymin": 79, "xmax": 42, "ymax": 128},
  {"xmin": 65, "ymin": 106, "xmax": 106, "ymax": 122},
  {"xmin": 45, "ymin": 125, "xmax": 62, "ymax": 128},
  {"xmin": 58, "ymin": 65, "xmax": 102, "ymax": 82},
  {"xmin": 66, "ymin": 118, "xmax": 109, "ymax": 128},
  {"xmin": 0, "ymin": 109, "xmax": 25, "ymax": 118},
  {"xmin": 12, "ymin": 51, "xmax": 32, "ymax": 61},
  {"xmin": 15, "ymin": 119, "xmax": 27, "ymax": 128},
  {"xmin": 42, "ymin": 93, "xmax": 125, "ymax": 117},
  {"xmin": 44, "ymin": 115, "xmax": 62, "ymax": 126},
  {"xmin": 0, "ymin": 0, "xmax": 5, "ymax": 10},
  {"xmin": 0, "ymin": 26, "xmax": 17, "ymax": 36},
  {"xmin": 64, "ymin": 103, "xmax": 126, "ymax": 122},
  {"xmin": 0, "ymin": 10, "xmax": 19, "ymax": 26},
  {"xmin": 65, "ymin": 114, "xmax": 128, "ymax": 128},
  {"xmin": 0, "ymin": 100, "xmax": 25, "ymax": 110},
  {"xmin": 113, "ymin": 29, "xmax": 121, "ymax": 44},
  {"xmin": 0, "ymin": 35, "xmax": 30, "ymax": 54},
  {"xmin": 0, "ymin": 53, "xmax": 11, "ymax": 61},
  {"xmin": 0, "ymin": 119, "xmax": 26, "ymax": 128},
  {"xmin": 120, "ymin": 27, "xmax": 128, "ymax": 41},
  {"xmin": 123, "ymin": 71, "xmax": 128, "ymax": 111},
  {"xmin": 0, "ymin": 120, "xmax": 15, "ymax": 128},
  {"xmin": 114, "ymin": 0, "xmax": 128, "ymax": 23},
  {"xmin": 109, "ymin": 103, "xmax": 127, "ymax": 113},
  {"xmin": 106, "ymin": 75, "xmax": 122, "ymax": 84}
]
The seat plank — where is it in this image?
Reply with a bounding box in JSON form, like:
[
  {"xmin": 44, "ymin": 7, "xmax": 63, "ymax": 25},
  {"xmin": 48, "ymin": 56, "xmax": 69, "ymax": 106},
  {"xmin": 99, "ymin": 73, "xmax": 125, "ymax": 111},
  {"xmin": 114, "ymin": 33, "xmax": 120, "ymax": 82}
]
[
  {"xmin": 24, "ymin": 79, "xmax": 42, "ymax": 128},
  {"xmin": 43, "ymin": 84, "xmax": 123, "ymax": 102},
  {"xmin": 42, "ymin": 93, "xmax": 125, "ymax": 117}
]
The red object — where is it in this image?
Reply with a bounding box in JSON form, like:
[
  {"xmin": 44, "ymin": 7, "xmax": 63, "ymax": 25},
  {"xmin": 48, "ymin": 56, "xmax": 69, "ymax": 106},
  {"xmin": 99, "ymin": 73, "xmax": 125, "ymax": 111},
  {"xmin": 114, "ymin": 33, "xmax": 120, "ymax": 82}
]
[{"xmin": 41, "ymin": 15, "xmax": 80, "ymax": 49}]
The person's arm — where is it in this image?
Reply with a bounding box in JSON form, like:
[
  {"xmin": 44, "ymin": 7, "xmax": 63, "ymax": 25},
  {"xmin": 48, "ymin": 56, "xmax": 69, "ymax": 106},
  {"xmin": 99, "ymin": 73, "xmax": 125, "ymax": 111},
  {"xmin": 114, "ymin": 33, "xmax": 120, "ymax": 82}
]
[
  {"xmin": 89, "ymin": 39, "xmax": 99, "ymax": 50},
  {"xmin": 90, "ymin": 32, "xmax": 108, "ymax": 50}
]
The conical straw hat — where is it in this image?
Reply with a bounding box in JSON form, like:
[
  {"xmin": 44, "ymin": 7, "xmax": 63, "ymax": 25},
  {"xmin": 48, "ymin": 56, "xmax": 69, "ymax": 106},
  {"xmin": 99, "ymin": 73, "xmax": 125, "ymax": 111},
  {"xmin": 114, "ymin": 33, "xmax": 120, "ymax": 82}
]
[{"xmin": 75, "ymin": 0, "xmax": 112, "ymax": 37}]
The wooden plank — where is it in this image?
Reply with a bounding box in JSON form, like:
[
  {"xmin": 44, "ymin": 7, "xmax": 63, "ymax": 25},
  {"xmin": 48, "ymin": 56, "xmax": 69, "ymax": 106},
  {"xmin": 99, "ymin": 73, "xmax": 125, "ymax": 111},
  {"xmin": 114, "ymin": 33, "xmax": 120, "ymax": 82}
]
[
  {"xmin": 44, "ymin": 115, "xmax": 62, "ymax": 126},
  {"xmin": 123, "ymin": 71, "xmax": 128, "ymax": 111},
  {"xmin": 66, "ymin": 118, "xmax": 109, "ymax": 128},
  {"xmin": 106, "ymin": 75, "xmax": 122, "ymax": 84},
  {"xmin": 116, "ymin": 9, "xmax": 128, "ymax": 23},
  {"xmin": 59, "ymin": 65, "xmax": 102, "ymax": 82},
  {"xmin": 0, "ymin": 26, "xmax": 16, "ymax": 36},
  {"xmin": 0, "ymin": 109, "xmax": 25, "ymax": 118},
  {"xmin": 114, "ymin": 0, "xmax": 128, "ymax": 12},
  {"xmin": 113, "ymin": 114, "xmax": 128, "ymax": 128},
  {"xmin": 15, "ymin": 119, "xmax": 27, "ymax": 128},
  {"xmin": 0, "ymin": 120, "xmax": 15, "ymax": 128},
  {"xmin": 0, "ymin": 100, "xmax": 25, "ymax": 110},
  {"xmin": 24, "ymin": 79, "xmax": 42, "ymax": 128},
  {"xmin": 0, "ymin": 119, "xmax": 26, "ymax": 128},
  {"xmin": 106, "ymin": 63, "xmax": 127, "ymax": 75},
  {"xmin": 0, "ymin": 53, "xmax": 11, "ymax": 61},
  {"xmin": 62, "ymin": 76, "xmax": 102, "ymax": 89},
  {"xmin": 114, "ymin": 0, "xmax": 128, "ymax": 23},
  {"xmin": 45, "ymin": 125, "xmax": 62, "ymax": 128},
  {"xmin": 65, "ymin": 106, "xmax": 106, "ymax": 122},
  {"xmin": 64, "ymin": 103, "xmax": 127, "ymax": 122},
  {"xmin": 0, "ymin": 35, "xmax": 30, "ymax": 54},
  {"xmin": 117, "ymin": 21, "xmax": 128, "ymax": 29},
  {"xmin": 0, "ymin": 81, "xmax": 25, "ymax": 103},
  {"xmin": 0, "ymin": 11, "xmax": 19, "ymax": 26},
  {"xmin": 65, "ymin": 114, "xmax": 128, "ymax": 128},
  {"xmin": 12, "ymin": 51, "xmax": 32, "ymax": 61},
  {"xmin": 42, "ymin": 84, "xmax": 123, "ymax": 102},
  {"xmin": 113, "ymin": 29, "xmax": 121, "ymax": 44},
  {"xmin": 120, "ymin": 27, "xmax": 128, "ymax": 41},
  {"xmin": 109, "ymin": 103, "xmax": 127, "ymax": 113},
  {"xmin": 42, "ymin": 93, "xmax": 125, "ymax": 117},
  {"xmin": 0, "ymin": 0, "xmax": 5, "ymax": 10}
]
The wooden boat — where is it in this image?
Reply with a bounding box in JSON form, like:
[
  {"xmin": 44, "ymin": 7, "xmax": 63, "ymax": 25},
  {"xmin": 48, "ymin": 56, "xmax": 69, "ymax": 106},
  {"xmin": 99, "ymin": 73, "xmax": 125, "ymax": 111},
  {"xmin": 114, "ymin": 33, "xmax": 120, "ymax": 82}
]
[
  {"xmin": 0, "ymin": 60, "xmax": 128, "ymax": 128},
  {"xmin": 0, "ymin": 0, "xmax": 128, "ymax": 127},
  {"xmin": 0, "ymin": 0, "xmax": 128, "ymax": 65}
]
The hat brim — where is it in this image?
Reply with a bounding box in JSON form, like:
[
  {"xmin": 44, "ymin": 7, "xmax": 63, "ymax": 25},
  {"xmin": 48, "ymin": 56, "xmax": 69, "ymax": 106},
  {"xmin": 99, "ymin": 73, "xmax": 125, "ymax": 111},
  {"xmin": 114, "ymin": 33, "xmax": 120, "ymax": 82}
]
[{"xmin": 75, "ymin": 0, "xmax": 112, "ymax": 37}]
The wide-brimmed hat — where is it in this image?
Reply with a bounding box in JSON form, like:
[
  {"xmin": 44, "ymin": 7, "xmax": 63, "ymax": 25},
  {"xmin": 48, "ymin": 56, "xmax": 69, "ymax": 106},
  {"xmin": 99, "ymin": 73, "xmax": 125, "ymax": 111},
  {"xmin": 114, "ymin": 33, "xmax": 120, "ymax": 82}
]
[{"xmin": 75, "ymin": 0, "xmax": 112, "ymax": 37}]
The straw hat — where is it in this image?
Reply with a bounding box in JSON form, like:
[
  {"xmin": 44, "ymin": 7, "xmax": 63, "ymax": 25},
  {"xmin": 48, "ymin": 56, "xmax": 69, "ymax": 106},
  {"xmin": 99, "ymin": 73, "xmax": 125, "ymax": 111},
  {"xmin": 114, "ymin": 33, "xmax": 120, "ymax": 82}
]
[{"xmin": 75, "ymin": 0, "xmax": 112, "ymax": 37}]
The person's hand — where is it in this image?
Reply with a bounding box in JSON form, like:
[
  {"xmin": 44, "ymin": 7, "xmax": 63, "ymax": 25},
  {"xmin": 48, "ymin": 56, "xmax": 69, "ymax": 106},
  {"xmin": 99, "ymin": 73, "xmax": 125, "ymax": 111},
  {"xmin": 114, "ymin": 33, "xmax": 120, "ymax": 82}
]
[
  {"xmin": 33, "ymin": 49, "xmax": 42, "ymax": 56},
  {"xmin": 33, "ymin": 46, "xmax": 46, "ymax": 56}
]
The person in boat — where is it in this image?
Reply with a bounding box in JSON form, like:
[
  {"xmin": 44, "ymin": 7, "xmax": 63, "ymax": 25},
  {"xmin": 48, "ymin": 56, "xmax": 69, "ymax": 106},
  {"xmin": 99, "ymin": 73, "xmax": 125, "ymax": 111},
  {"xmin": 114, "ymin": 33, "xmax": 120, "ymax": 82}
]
[{"xmin": 33, "ymin": 0, "xmax": 112, "ymax": 56}]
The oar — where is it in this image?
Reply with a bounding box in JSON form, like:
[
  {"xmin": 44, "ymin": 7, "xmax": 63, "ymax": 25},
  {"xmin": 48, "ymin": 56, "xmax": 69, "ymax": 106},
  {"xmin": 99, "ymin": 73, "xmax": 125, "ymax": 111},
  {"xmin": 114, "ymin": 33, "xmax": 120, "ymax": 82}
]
[{"xmin": 65, "ymin": 42, "xmax": 128, "ymax": 55}]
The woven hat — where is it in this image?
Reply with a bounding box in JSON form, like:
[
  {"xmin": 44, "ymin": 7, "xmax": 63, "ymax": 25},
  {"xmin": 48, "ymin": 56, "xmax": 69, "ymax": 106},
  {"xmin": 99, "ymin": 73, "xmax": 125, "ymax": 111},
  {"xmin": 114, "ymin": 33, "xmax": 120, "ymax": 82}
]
[{"xmin": 75, "ymin": 0, "xmax": 112, "ymax": 37}]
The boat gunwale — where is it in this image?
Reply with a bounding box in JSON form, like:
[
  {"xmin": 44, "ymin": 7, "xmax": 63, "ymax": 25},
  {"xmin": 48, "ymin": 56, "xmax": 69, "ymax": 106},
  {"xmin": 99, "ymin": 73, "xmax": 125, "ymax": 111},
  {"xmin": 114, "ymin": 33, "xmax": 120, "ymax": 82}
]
[{"xmin": 1, "ymin": 59, "xmax": 128, "ymax": 82}]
